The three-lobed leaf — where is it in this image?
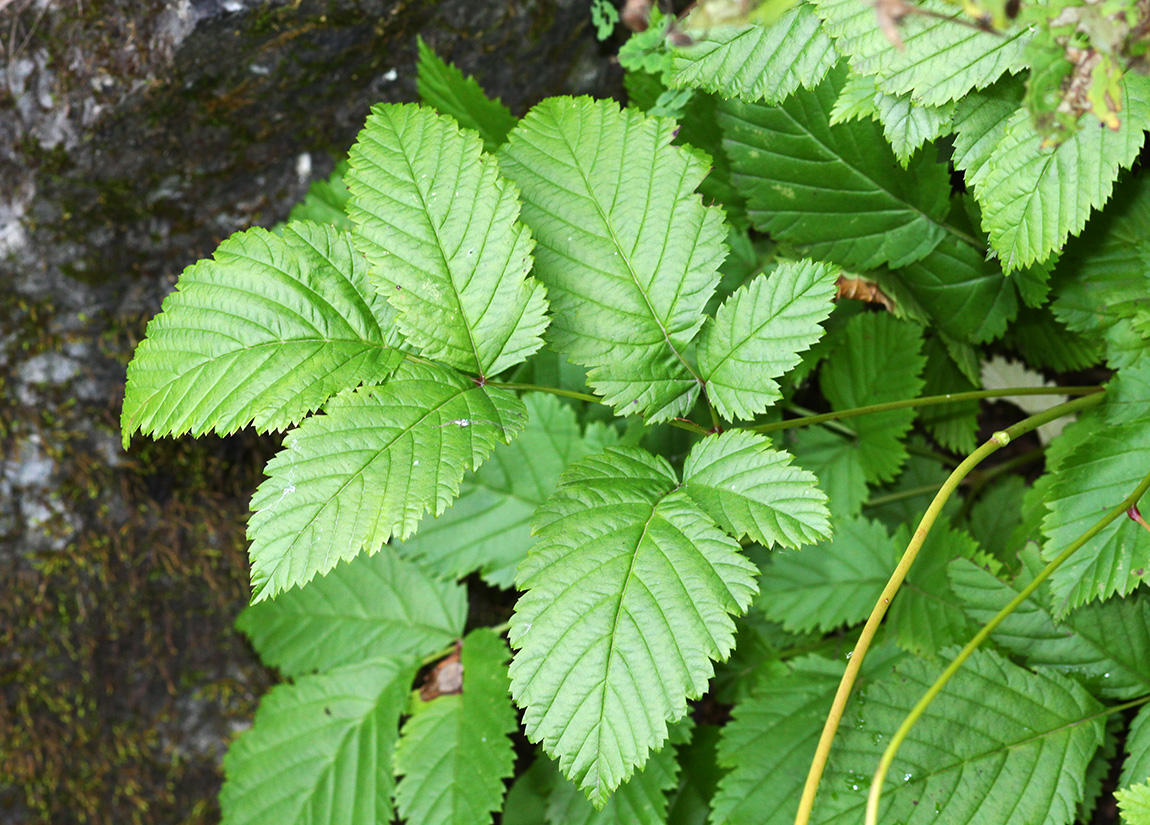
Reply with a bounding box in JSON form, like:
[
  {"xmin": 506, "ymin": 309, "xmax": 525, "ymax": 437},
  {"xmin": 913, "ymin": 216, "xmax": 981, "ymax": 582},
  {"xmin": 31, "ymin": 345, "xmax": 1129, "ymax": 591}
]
[
  {"xmin": 246, "ymin": 360, "xmax": 526, "ymax": 601},
  {"xmin": 347, "ymin": 103, "xmax": 548, "ymax": 378},
  {"xmin": 510, "ymin": 447, "xmax": 758, "ymax": 805}
]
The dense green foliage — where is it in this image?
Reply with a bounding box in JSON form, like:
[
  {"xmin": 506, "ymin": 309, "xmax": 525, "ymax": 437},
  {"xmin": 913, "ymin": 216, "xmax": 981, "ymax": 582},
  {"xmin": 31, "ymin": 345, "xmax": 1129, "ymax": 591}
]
[{"xmin": 122, "ymin": 4, "xmax": 1150, "ymax": 824}]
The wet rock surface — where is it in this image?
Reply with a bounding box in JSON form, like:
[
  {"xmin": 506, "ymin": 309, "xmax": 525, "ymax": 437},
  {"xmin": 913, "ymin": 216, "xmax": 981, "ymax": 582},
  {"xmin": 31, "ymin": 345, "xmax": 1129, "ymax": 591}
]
[{"xmin": 0, "ymin": 0, "xmax": 615, "ymax": 819}]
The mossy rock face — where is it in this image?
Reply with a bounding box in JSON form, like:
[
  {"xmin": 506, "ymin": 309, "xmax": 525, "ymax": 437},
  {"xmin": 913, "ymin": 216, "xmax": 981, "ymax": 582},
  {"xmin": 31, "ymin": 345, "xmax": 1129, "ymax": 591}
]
[
  {"xmin": 0, "ymin": 1, "xmax": 613, "ymax": 821},
  {"xmin": 1, "ymin": 0, "xmax": 611, "ymax": 294}
]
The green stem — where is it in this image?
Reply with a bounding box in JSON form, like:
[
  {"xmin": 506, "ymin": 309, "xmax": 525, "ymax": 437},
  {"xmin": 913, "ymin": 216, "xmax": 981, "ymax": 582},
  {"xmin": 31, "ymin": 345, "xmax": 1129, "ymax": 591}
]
[
  {"xmin": 864, "ymin": 464, "xmax": 1150, "ymax": 825},
  {"xmin": 490, "ymin": 382, "xmax": 711, "ymax": 435},
  {"xmin": 755, "ymin": 387, "xmax": 1100, "ymax": 436},
  {"xmin": 792, "ymin": 391, "xmax": 1104, "ymax": 825},
  {"xmin": 489, "ymin": 382, "xmax": 602, "ymax": 405},
  {"xmin": 862, "ymin": 483, "xmax": 951, "ymax": 509}
]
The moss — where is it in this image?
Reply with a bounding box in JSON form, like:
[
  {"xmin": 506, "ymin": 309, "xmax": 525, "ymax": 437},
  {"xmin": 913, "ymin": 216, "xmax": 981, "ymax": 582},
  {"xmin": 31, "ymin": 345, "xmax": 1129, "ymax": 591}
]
[{"xmin": 0, "ymin": 309, "xmax": 276, "ymax": 825}]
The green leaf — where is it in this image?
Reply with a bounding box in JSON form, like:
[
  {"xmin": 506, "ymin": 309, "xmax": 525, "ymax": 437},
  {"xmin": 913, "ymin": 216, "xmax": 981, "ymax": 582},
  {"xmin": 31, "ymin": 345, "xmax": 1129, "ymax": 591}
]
[
  {"xmin": 499, "ymin": 97, "xmax": 727, "ymax": 422},
  {"xmin": 698, "ymin": 259, "xmax": 838, "ymax": 421},
  {"xmin": 1118, "ymin": 780, "xmax": 1150, "ymax": 825},
  {"xmin": 975, "ymin": 74, "xmax": 1150, "ymax": 272},
  {"xmin": 812, "ymin": 0, "xmax": 1030, "ymax": 106},
  {"xmin": 393, "ymin": 393, "xmax": 619, "ymax": 588},
  {"xmin": 666, "ymin": 725, "xmax": 722, "ymax": 825},
  {"xmin": 510, "ymin": 447, "xmax": 758, "ymax": 804},
  {"xmin": 246, "ymin": 361, "xmax": 526, "ymax": 601},
  {"xmin": 819, "ymin": 650, "xmax": 1103, "ymax": 825},
  {"xmin": 287, "ymin": 161, "xmax": 353, "ymax": 230},
  {"xmin": 1122, "ymin": 704, "xmax": 1150, "ymax": 790},
  {"xmin": 394, "ymin": 629, "xmax": 517, "ymax": 825},
  {"xmin": 1006, "ymin": 306, "xmax": 1104, "ymax": 374},
  {"xmin": 951, "ymin": 74, "xmax": 1025, "ymax": 189},
  {"xmin": 219, "ymin": 656, "xmax": 413, "ymax": 825},
  {"xmin": 819, "ymin": 312, "xmax": 927, "ymax": 483},
  {"xmin": 503, "ymin": 756, "xmax": 556, "ymax": 825},
  {"xmin": 625, "ymin": 71, "xmax": 749, "ymax": 231},
  {"xmin": 719, "ymin": 65, "xmax": 953, "ymax": 270},
  {"xmin": 966, "ymin": 474, "xmax": 1027, "ymax": 562},
  {"xmin": 1052, "ymin": 173, "xmax": 1150, "ymax": 370},
  {"xmin": 236, "ymin": 551, "xmax": 466, "ymax": 677},
  {"xmin": 347, "ymin": 103, "xmax": 548, "ymax": 377},
  {"xmin": 416, "ymin": 37, "xmax": 517, "ymax": 152},
  {"xmin": 758, "ymin": 516, "xmax": 898, "ymax": 633},
  {"xmin": 682, "ymin": 430, "xmax": 831, "ymax": 549},
  {"xmin": 121, "ymin": 222, "xmax": 401, "ymax": 445},
  {"xmin": 666, "ymin": 2, "xmax": 837, "ymax": 103},
  {"xmin": 783, "ymin": 426, "xmax": 868, "ymax": 520},
  {"xmin": 873, "ymin": 91, "xmax": 956, "ymax": 166},
  {"xmin": 545, "ymin": 731, "xmax": 684, "ymax": 825},
  {"xmin": 950, "ymin": 548, "xmax": 1150, "ymax": 699},
  {"xmin": 710, "ymin": 646, "xmax": 904, "ymax": 825},
  {"xmin": 1107, "ymin": 361, "xmax": 1150, "ymax": 426},
  {"xmin": 918, "ymin": 336, "xmax": 979, "ymax": 455},
  {"xmin": 887, "ymin": 526, "xmax": 979, "ymax": 657},
  {"xmin": 1042, "ymin": 419, "xmax": 1150, "ymax": 615},
  {"xmin": 885, "ymin": 236, "xmax": 1018, "ymax": 345}
]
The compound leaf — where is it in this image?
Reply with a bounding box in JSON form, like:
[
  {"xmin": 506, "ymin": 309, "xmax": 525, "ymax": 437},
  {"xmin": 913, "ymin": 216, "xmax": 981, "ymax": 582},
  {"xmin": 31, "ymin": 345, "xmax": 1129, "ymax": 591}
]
[
  {"xmin": 247, "ymin": 361, "xmax": 526, "ymax": 601},
  {"xmin": 813, "ymin": 0, "xmax": 1029, "ymax": 107},
  {"xmin": 720, "ymin": 65, "xmax": 953, "ymax": 270},
  {"xmin": 666, "ymin": 2, "xmax": 837, "ymax": 103},
  {"xmin": 950, "ymin": 548, "xmax": 1150, "ymax": 699},
  {"xmin": 394, "ymin": 629, "xmax": 517, "ymax": 825},
  {"xmin": 220, "ymin": 656, "xmax": 413, "ymax": 825},
  {"xmin": 783, "ymin": 426, "xmax": 869, "ymax": 520},
  {"xmin": 819, "ymin": 312, "xmax": 927, "ymax": 484},
  {"xmin": 236, "ymin": 551, "xmax": 466, "ymax": 677},
  {"xmin": 698, "ymin": 259, "xmax": 838, "ymax": 421},
  {"xmin": 393, "ymin": 393, "xmax": 618, "ymax": 588},
  {"xmin": 682, "ymin": 430, "xmax": 830, "ymax": 550},
  {"xmin": 510, "ymin": 447, "xmax": 758, "ymax": 804},
  {"xmin": 122, "ymin": 222, "xmax": 400, "ymax": 445},
  {"xmin": 758, "ymin": 516, "xmax": 898, "ymax": 633},
  {"xmin": 820, "ymin": 650, "xmax": 1103, "ymax": 825},
  {"xmin": 499, "ymin": 97, "xmax": 727, "ymax": 422},
  {"xmin": 348, "ymin": 103, "xmax": 548, "ymax": 377},
  {"xmin": 416, "ymin": 36, "xmax": 517, "ymax": 152}
]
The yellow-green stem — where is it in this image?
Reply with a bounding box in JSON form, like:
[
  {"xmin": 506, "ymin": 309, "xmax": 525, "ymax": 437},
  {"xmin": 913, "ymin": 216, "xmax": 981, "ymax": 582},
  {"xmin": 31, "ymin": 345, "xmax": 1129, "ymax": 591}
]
[
  {"xmin": 757, "ymin": 386, "xmax": 1099, "ymax": 435},
  {"xmin": 864, "ymin": 464, "xmax": 1150, "ymax": 825},
  {"xmin": 792, "ymin": 391, "xmax": 1104, "ymax": 825}
]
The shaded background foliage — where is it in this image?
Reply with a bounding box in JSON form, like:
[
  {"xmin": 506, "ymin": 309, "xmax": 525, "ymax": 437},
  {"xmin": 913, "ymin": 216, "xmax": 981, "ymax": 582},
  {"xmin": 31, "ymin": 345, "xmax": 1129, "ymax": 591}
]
[{"xmin": 0, "ymin": 0, "xmax": 615, "ymax": 821}]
